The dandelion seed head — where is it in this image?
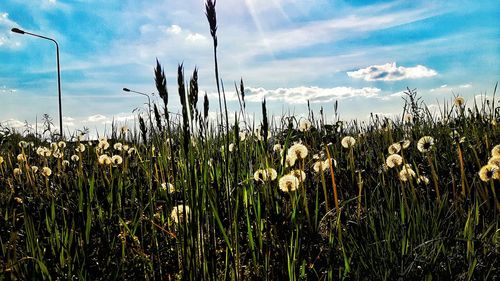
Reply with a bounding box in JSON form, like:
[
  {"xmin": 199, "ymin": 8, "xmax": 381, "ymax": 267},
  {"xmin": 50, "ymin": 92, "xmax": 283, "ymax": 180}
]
[
  {"xmin": 417, "ymin": 136, "xmax": 434, "ymax": 153},
  {"xmin": 313, "ymin": 161, "xmax": 324, "ymax": 173},
  {"xmin": 58, "ymin": 141, "xmax": 66, "ymax": 148},
  {"xmin": 454, "ymin": 96, "xmax": 465, "ymax": 107},
  {"xmin": 298, "ymin": 119, "xmax": 312, "ymax": 132},
  {"xmin": 98, "ymin": 141, "xmax": 110, "ymax": 150},
  {"xmin": 17, "ymin": 153, "xmax": 26, "ymax": 162},
  {"xmin": 170, "ymin": 205, "xmax": 190, "ymax": 224},
  {"xmin": 18, "ymin": 141, "xmax": 28, "ymax": 148},
  {"xmin": 341, "ymin": 136, "xmax": 356, "ymax": 149},
  {"xmin": 478, "ymin": 164, "xmax": 498, "ymax": 182},
  {"xmin": 98, "ymin": 155, "xmax": 112, "ymax": 165},
  {"xmin": 288, "ymin": 143, "xmax": 308, "ymax": 159},
  {"xmin": 114, "ymin": 142, "xmax": 123, "ymax": 151},
  {"xmin": 278, "ymin": 174, "xmax": 300, "ymax": 192},
  {"xmin": 13, "ymin": 168, "xmax": 22, "ymax": 176},
  {"xmin": 228, "ymin": 143, "xmax": 235, "ymax": 152},
  {"xmin": 42, "ymin": 167, "xmax": 52, "ymax": 177},
  {"xmin": 111, "ymin": 155, "xmax": 123, "ymax": 165},
  {"xmin": 491, "ymin": 144, "xmax": 500, "ymax": 158},
  {"xmin": 488, "ymin": 156, "xmax": 500, "ymax": 168},
  {"xmin": 31, "ymin": 166, "xmax": 38, "ymax": 173},
  {"xmin": 289, "ymin": 169, "xmax": 306, "ymax": 182},
  {"xmin": 71, "ymin": 155, "xmax": 79, "ymax": 162},
  {"xmin": 273, "ymin": 144, "xmax": 282, "ymax": 153},
  {"xmin": 417, "ymin": 175, "xmax": 430, "ymax": 185},
  {"xmin": 388, "ymin": 143, "xmax": 401, "ymax": 155},
  {"xmin": 399, "ymin": 167, "xmax": 416, "ymax": 182},
  {"xmin": 386, "ymin": 154, "xmax": 403, "ymax": 168}
]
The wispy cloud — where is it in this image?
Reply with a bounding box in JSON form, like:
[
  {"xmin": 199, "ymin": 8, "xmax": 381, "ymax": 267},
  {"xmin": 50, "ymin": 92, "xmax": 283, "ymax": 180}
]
[
  {"xmin": 210, "ymin": 86, "xmax": 381, "ymax": 104},
  {"xmin": 347, "ymin": 62, "xmax": 437, "ymax": 81},
  {"xmin": 0, "ymin": 13, "xmax": 22, "ymax": 49}
]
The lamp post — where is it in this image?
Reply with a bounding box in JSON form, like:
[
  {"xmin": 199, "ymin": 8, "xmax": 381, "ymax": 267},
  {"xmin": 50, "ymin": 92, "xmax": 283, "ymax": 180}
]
[{"xmin": 11, "ymin": 27, "xmax": 63, "ymax": 138}]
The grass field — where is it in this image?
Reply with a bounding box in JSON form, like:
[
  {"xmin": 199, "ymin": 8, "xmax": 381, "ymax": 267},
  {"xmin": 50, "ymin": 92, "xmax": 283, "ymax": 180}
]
[{"xmin": 1, "ymin": 1, "xmax": 499, "ymax": 280}]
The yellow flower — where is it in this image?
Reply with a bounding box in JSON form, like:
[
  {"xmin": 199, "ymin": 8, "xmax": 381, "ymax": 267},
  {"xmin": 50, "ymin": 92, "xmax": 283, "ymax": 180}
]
[
  {"xmin": 478, "ymin": 164, "xmax": 498, "ymax": 182},
  {"xmin": 341, "ymin": 136, "xmax": 356, "ymax": 149},
  {"xmin": 387, "ymin": 143, "xmax": 401, "ymax": 155},
  {"xmin": 491, "ymin": 144, "xmax": 500, "ymax": 157},
  {"xmin": 13, "ymin": 168, "xmax": 22, "ymax": 176},
  {"xmin": 111, "ymin": 155, "xmax": 123, "ymax": 165},
  {"xmin": 42, "ymin": 167, "xmax": 52, "ymax": 177},
  {"xmin": 417, "ymin": 136, "xmax": 434, "ymax": 153},
  {"xmin": 170, "ymin": 205, "xmax": 190, "ymax": 224},
  {"xmin": 75, "ymin": 143, "xmax": 85, "ymax": 153},
  {"xmin": 288, "ymin": 143, "xmax": 308, "ymax": 159},
  {"xmin": 289, "ymin": 169, "xmax": 306, "ymax": 182},
  {"xmin": 278, "ymin": 174, "xmax": 299, "ymax": 192},
  {"xmin": 386, "ymin": 154, "xmax": 403, "ymax": 168},
  {"xmin": 454, "ymin": 96, "xmax": 465, "ymax": 107},
  {"xmin": 298, "ymin": 119, "xmax": 312, "ymax": 132},
  {"xmin": 71, "ymin": 155, "xmax": 79, "ymax": 162}
]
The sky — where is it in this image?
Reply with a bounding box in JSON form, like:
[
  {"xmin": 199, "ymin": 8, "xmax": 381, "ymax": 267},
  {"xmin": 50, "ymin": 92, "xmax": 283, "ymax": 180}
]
[{"xmin": 0, "ymin": 0, "xmax": 498, "ymax": 137}]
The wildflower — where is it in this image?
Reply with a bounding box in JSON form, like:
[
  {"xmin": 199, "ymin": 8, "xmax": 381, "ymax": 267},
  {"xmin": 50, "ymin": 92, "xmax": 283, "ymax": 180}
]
[
  {"xmin": 71, "ymin": 155, "xmax": 79, "ymax": 162},
  {"xmin": 273, "ymin": 144, "xmax": 282, "ymax": 153},
  {"xmin": 279, "ymin": 174, "xmax": 300, "ymax": 192},
  {"xmin": 17, "ymin": 154, "xmax": 27, "ymax": 162},
  {"xmin": 170, "ymin": 205, "xmax": 190, "ymax": 224},
  {"xmin": 58, "ymin": 141, "xmax": 66, "ymax": 148},
  {"xmin": 42, "ymin": 167, "xmax": 52, "ymax": 177},
  {"xmin": 488, "ymin": 156, "xmax": 500, "ymax": 167},
  {"xmin": 288, "ymin": 143, "xmax": 308, "ymax": 160},
  {"xmin": 98, "ymin": 155, "xmax": 112, "ymax": 165},
  {"xmin": 341, "ymin": 136, "xmax": 356, "ymax": 149},
  {"xmin": 386, "ymin": 154, "xmax": 403, "ymax": 168},
  {"xmin": 289, "ymin": 169, "xmax": 306, "ymax": 182},
  {"xmin": 399, "ymin": 166, "xmax": 416, "ymax": 182},
  {"xmin": 75, "ymin": 143, "xmax": 85, "ymax": 153},
  {"xmin": 478, "ymin": 164, "xmax": 498, "ymax": 182},
  {"xmin": 387, "ymin": 143, "xmax": 401, "ymax": 155},
  {"xmin": 491, "ymin": 144, "xmax": 500, "ymax": 157},
  {"xmin": 13, "ymin": 168, "xmax": 22, "ymax": 176},
  {"xmin": 454, "ymin": 96, "xmax": 465, "ymax": 107},
  {"xmin": 114, "ymin": 142, "xmax": 123, "ymax": 151},
  {"xmin": 417, "ymin": 175, "xmax": 430, "ymax": 185},
  {"xmin": 111, "ymin": 155, "xmax": 123, "ymax": 165},
  {"xmin": 298, "ymin": 119, "xmax": 312, "ymax": 132},
  {"xmin": 228, "ymin": 143, "xmax": 236, "ymax": 152},
  {"xmin": 417, "ymin": 136, "xmax": 434, "ymax": 153},
  {"xmin": 31, "ymin": 166, "xmax": 39, "ymax": 173},
  {"xmin": 161, "ymin": 182, "xmax": 176, "ymax": 193}
]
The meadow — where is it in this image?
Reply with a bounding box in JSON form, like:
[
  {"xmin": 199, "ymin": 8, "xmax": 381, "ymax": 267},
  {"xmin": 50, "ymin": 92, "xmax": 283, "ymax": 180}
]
[{"xmin": 1, "ymin": 2, "xmax": 499, "ymax": 280}]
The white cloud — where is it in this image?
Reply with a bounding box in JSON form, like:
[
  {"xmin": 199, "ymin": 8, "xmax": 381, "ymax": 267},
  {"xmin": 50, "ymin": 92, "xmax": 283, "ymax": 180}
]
[
  {"xmin": 347, "ymin": 62, "xmax": 437, "ymax": 81},
  {"xmin": 167, "ymin": 24, "xmax": 182, "ymax": 34},
  {"xmin": 0, "ymin": 13, "xmax": 22, "ymax": 49},
  {"xmin": 0, "ymin": 85, "xmax": 17, "ymax": 94},
  {"xmin": 211, "ymin": 86, "xmax": 381, "ymax": 104},
  {"xmin": 185, "ymin": 33, "xmax": 206, "ymax": 42},
  {"xmin": 87, "ymin": 114, "xmax": 107, "ymax": 122},
  {"xmin": 0, "ymin": 118, "xmax": 25, "ymax": 128},
  {"xmin": 429, "ymin": 83, "xmax": 473, "ymax": 93}
]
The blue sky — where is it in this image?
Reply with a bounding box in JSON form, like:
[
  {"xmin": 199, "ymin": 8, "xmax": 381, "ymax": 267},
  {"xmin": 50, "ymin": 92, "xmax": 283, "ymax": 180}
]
[{"xmin": 0, "ymin": 0, "xmax": 498, "ymax": 136}]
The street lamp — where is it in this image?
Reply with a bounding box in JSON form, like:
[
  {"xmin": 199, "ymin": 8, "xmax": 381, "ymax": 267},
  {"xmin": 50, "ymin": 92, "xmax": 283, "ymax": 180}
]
[{"xmin": 12, "ymin": 27, "xmax": 63, "ymax": 138}]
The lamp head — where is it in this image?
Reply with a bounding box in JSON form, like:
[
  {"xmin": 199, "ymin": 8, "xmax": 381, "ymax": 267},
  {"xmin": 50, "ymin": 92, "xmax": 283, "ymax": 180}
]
[
  {"xmin": 11, "ymin": 28, "xmax": 25, "ymax": 34},
  {"xmin": 122, "ymin": 88, "xmax": 131, "ymax": 92}
]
